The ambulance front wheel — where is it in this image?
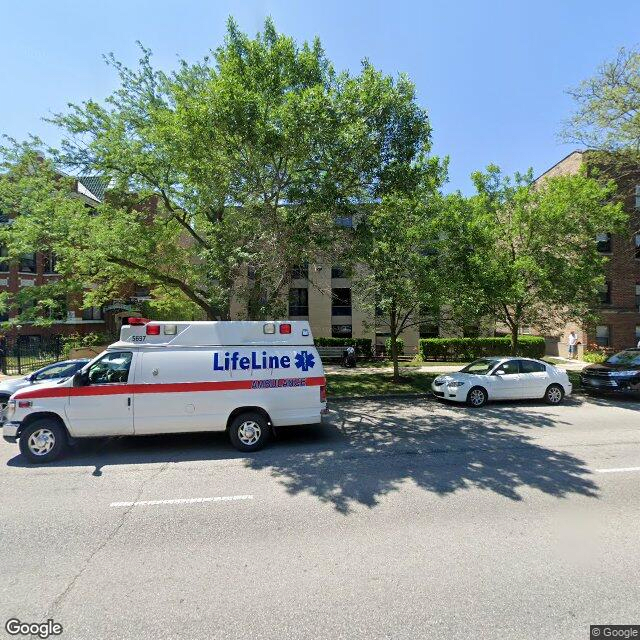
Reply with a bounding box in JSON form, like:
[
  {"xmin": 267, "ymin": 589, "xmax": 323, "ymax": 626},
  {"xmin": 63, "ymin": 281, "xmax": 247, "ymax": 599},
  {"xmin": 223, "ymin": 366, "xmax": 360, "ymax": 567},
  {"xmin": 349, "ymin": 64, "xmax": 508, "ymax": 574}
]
[{"xmin": 228, "ymin": 411, "xmax": 271, "ymax": 452}]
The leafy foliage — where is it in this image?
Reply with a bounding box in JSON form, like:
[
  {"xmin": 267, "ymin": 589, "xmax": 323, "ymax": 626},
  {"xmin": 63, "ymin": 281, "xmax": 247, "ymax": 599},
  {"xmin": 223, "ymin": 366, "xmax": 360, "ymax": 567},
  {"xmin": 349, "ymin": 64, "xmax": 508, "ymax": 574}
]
[
  {"xmin": 437, "ymin": 166, "xmax": 626, "ymax": 354},
  {"xmin": 1, "ymin": 18, "xmax": 434, "ymax": 322}
]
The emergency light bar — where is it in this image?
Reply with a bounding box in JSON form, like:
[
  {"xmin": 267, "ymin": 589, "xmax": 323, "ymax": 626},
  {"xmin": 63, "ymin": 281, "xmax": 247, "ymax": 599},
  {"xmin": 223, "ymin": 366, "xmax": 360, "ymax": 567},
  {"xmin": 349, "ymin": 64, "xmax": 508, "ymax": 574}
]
[{"xmin": 128, "ymin": 317, "xmax": 150, "ymax": 326}]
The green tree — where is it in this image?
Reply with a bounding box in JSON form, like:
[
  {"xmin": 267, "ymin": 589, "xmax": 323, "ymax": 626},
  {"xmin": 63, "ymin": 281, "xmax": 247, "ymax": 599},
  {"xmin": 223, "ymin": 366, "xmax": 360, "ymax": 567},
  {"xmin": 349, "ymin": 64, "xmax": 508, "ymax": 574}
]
[
  {"xmin": 438, "ymin": 166, "xmax": 626, "ymax": 355},
  {"xmin": 562, "ymin": 47, "xmax": 640, "ymax": 179},
  {"xmin": 1, "ymin": 18, "xmax": 434, "ymax": 323},
  {"xmin": 355, "ymin": 159, "xmax": 447, "ymax": 382}
]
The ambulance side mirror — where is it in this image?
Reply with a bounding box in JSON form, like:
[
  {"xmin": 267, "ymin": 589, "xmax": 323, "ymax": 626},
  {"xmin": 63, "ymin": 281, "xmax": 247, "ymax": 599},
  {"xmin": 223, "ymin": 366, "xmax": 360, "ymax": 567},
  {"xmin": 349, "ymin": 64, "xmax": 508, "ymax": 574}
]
[{"xmin": 73, "ymin": 371, "xmax": 89, "ymax": 387}]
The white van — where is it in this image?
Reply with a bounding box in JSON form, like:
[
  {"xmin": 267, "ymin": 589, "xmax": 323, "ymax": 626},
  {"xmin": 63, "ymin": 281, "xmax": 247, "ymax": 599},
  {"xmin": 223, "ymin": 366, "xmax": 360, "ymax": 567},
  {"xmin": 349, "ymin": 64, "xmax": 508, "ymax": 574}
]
[{"xmin": 2, "ymin": 319, "xmax": 327, "ymax": 463}]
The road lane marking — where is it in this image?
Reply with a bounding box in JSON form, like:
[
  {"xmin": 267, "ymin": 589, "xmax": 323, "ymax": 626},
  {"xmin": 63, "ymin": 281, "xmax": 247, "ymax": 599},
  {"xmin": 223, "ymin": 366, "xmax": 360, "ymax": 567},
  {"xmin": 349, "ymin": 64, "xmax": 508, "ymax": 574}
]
[
  {"xmin": 595, "ymin": 466, "xmax": 640, "ymax": 474},
  {"xmin": 110, "ymin": 495, "xmax": 254, "ymax": 507}
]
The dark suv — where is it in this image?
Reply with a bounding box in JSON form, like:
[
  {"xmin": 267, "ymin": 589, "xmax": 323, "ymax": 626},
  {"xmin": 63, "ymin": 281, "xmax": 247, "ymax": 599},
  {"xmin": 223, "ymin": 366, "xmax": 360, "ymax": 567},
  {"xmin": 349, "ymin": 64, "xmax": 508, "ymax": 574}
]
[{"xmin": 580, "ymin": 349, "xmax": 640, "ymax": 395}]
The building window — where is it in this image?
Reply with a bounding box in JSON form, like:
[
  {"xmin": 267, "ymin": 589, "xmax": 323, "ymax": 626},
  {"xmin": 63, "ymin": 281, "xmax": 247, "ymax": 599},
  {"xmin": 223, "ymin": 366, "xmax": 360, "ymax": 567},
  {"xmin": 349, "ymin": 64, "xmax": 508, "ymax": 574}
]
[
  {"xmin": 635, "ymin": 185, "xmax": 640, "ymax": 209},
  {"xmin": 636, "ymin": 284, "xmax": 640, "ymax": 311},
  {"xmin": 332, "ymin": 324, "xmax": 352, "ymax": 338},
  {"xmin": 596, "ymin": 233, "xmax": 612, "ymax": 253},
  {"xmin": 82, "ymin": 306, "xmax": 103, "ymax": 321},
  {"xmin": 43, "ymin": 252, "xmax": 58, "ymax": 274},
  {"xmin": 291, "ymin": 263, "xmax": 308, "ymax": 280},
  {"xmin": 0, "ymin": 245, "xmax": 9, "ymax": 273},
  {"xmin": 335, "ymin": 215, "xmax": 353, "ymax": 228},
  {"xmin": 331, "ymin": 288, "xmax": 352, "ymax": 316},
  {"xmin": 595, "ymin": 325, "xmax": 610, "ymax": 347},
  {"xmin": 635, "ymin": 325, "xmax": 640, "ymax": 345},
  {"xmin": 288, "ymin": 287, "xmax": 309, "ymax": 316},
  {"xmin": 19, "ymin": 253, "xmax": 36, "ymax": 273},
  {"xmin": 331, "ymin": 265, "xmax": 348, "ymax": 279},
  {"xmin": 463, "ymin": 325, "xmax": 481, "ymax": 338},
  {"xmin": 133, "ymin": 285, "xmax": 151, "ymax": 300},
  {"xmin": 599, "ymin": 281, "xmax": 611, "ymax": 305},
  {"xmin": 635, "ymin": 234, "xmax": 640, "ymax": 260},
  {"xmin": 419, "ymin": 323, "xmax": 439, "ymax": 338}
]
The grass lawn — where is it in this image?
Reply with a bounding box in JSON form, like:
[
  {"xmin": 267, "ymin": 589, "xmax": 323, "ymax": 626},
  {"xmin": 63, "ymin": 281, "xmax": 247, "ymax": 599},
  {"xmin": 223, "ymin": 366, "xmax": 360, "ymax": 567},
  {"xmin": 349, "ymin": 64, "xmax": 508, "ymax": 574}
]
[{"xmin": 326, "ymin": 370, "xmax": 437, "ymax": 397}]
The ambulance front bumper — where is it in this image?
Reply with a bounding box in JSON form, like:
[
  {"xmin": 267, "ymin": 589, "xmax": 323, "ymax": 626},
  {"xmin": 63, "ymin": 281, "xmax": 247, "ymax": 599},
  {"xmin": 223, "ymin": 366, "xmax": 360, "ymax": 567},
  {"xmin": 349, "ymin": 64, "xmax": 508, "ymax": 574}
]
[{"xmin": 3, "ymin": 421, "xmax": 20, "ymax": 443}]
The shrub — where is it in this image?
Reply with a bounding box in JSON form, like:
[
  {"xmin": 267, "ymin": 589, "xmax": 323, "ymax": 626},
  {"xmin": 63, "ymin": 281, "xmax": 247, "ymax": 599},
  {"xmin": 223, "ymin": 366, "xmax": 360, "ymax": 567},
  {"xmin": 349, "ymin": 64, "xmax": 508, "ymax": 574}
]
[
  {"xmin": 384, "ymin": 336, "xmax": 404, "ymax": 356},
  {"xmin": 582, "ymin": 343, "xmax": 611, "ymax": 364},
  {"xmin": 419, "ymin": 336, "xmax": 546, "ymax": 361},
  {"xmin": 314, "ymin": 337, "xmax": 372, "ymax": 357},
  {"xmin": 62, "ymin": 332, "xmax": 111, "ymax": 357}
]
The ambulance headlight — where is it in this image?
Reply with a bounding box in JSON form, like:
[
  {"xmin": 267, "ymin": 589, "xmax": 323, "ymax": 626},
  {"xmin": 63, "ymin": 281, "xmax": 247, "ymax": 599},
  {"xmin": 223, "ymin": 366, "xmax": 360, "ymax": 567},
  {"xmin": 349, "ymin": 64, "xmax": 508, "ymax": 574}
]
[
  {"xmin": 6, "ymin": 400, "xmax": 15, "ymax": 418},
  {"xmin": 263, "ymin": 322, "xmax": 276, "ymax": 334}
]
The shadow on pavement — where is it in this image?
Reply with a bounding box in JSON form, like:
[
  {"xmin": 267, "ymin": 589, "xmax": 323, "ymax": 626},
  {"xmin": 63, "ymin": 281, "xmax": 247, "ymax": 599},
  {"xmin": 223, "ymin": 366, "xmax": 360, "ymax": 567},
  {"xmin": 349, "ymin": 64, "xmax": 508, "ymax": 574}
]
[
  {"xmin": 245, "ymin": 399, "xmax": 599, "ymax": 513},
  {"xmin": 5, "ymin": 397, "xmax": 605, "ymax": 511}
]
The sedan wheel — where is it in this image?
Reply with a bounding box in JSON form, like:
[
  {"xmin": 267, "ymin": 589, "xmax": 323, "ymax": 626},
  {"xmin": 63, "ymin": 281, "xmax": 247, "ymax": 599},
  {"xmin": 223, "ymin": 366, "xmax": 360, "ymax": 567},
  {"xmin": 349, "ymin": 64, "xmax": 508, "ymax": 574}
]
[
  {"xmin": 467, "ymin": 386, "xmax": 487, "ymax": 408},
  {"xmin": 545, "ymin": 384, "xmax": 564, "ymax": 405}
]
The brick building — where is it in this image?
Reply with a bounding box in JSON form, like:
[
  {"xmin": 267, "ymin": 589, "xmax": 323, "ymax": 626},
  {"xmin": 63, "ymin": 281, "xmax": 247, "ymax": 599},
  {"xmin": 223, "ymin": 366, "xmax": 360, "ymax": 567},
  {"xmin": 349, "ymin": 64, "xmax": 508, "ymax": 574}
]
[
  {"xmin": 537, "ymin": 151, "xmax": 640, "ymax": 355},
  {"xmin": 0, "ymin": 176, "xmax": 146, "ymax": 345}
]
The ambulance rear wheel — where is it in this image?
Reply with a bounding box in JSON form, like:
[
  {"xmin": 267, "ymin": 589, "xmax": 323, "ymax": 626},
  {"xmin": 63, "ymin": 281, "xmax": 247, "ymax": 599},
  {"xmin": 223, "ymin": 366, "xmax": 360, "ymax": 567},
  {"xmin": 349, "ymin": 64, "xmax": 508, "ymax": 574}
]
[{"xmin": 228, "ymin": 412, "xmax": 271, "ymax": 452}]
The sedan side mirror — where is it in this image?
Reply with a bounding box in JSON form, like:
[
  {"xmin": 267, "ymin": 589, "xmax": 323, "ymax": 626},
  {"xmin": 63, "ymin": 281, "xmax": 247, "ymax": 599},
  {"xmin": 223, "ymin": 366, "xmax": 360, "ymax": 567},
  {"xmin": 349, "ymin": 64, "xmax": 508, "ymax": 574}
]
[{"xmin": 25, "ymin": 373, "xmax": 36, "ymax": 382}]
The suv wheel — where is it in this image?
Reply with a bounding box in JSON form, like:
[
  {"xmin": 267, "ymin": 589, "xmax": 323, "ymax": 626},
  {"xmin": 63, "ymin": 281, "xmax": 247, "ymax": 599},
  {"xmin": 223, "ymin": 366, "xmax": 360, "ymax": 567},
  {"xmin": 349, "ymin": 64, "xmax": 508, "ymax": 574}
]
[
  {"xmin": 228, "ymin": 412, "xmax": 271, "ymax": 452},
  {"xmin": 19, "ymin": 419, "xmax": 68, "ymax": 464}
]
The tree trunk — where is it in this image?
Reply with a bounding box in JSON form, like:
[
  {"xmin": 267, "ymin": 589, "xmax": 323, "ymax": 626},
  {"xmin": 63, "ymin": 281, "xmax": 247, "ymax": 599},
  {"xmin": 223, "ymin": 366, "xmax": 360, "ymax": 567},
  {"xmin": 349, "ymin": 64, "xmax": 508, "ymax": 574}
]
[
  {"xmin": 389, "ymin": 308, "xmax": 400, "ymax": 382},
  {"xmin": 510, "ymin": 323, "xmax": 519, "ymax": 356}
]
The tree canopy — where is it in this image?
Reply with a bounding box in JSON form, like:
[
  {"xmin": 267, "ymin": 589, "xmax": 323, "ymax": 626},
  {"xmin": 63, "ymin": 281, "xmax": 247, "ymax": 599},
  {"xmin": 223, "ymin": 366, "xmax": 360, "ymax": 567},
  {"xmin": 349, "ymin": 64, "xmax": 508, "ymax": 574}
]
[
  {"xmin": 438, "ymin": 166, "xmax": 627, "ymax": 354},
  {"xmin": 0, "ymin": 17, "xmax": 433, "ymax": 323}
]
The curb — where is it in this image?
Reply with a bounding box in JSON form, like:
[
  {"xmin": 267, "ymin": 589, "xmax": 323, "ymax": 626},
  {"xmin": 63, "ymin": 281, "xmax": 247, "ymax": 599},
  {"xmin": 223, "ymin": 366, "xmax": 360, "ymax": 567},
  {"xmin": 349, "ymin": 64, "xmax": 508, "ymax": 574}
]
[{"xmin": 328, "ymin": 392, "xmax": 433, "ymax": 402}]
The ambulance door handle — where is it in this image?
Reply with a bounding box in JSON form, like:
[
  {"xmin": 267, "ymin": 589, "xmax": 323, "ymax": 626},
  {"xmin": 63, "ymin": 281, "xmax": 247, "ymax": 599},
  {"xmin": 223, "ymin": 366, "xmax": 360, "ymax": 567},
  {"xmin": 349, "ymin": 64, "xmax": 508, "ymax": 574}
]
[{"xmin": 127, "ymin": 397, "xmax": 131, "ymax": 408}]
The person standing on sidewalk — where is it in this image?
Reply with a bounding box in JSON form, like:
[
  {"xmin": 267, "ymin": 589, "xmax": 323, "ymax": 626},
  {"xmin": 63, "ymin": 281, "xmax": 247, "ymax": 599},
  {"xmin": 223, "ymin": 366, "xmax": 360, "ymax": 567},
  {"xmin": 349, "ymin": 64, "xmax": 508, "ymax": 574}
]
[{"xmin": 568, "ymin": 331, "xmax": 578, "ymax": 359}]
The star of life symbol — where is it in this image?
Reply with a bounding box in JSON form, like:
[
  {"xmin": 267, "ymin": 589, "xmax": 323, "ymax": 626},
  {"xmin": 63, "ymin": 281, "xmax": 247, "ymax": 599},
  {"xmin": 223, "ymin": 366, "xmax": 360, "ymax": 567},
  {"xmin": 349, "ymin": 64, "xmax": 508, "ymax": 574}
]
[{"xmin": 294, "ymin": 350, "xmax": 315, "ymax": 371}]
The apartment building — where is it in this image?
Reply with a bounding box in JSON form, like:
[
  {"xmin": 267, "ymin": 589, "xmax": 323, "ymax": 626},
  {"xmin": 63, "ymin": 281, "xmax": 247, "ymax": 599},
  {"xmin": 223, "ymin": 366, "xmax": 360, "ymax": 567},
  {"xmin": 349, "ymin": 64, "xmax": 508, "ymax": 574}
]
[
  {"xmin": 0, "ymin": 176, "xmax": 148, "ymax": 345},
  {"xmin": 537, "ymin": 150, "xmax": 640, "ymax": 354}
]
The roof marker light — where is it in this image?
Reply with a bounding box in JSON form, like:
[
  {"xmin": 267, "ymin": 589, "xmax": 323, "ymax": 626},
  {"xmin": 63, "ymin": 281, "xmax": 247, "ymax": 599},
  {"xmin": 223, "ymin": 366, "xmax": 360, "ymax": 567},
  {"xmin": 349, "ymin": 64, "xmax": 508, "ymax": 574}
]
[
  {"xmin": 279, "ymin": 323, "xmax": 292, "ymax": 334},
  {"xmin": 146, "ymin": 324, "xmax": 161, "ymax": 335},
  {"xmin": 264, "ymin": 322, "xmax": 276, "ymax": 334}
]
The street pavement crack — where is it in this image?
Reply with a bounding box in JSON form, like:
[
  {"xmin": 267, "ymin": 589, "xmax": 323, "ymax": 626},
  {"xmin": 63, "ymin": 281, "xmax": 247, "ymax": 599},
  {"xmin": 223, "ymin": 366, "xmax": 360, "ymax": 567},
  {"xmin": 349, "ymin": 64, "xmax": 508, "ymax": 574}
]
[{"xmin": 44, "ymin": 462, "xmax": 170, "ymax": 618}]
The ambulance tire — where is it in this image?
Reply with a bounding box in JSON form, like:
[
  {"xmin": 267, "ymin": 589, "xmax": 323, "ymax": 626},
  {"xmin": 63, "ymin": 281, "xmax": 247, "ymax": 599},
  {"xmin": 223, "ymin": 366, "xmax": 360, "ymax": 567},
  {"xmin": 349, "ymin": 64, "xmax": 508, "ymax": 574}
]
[
  {"xmin": 19, "ymin": 418, "xmax": 68, "ymax": 464},
  {"xmin": 228, "ymin": 411, "xmax": 271, "ymax": 452}
]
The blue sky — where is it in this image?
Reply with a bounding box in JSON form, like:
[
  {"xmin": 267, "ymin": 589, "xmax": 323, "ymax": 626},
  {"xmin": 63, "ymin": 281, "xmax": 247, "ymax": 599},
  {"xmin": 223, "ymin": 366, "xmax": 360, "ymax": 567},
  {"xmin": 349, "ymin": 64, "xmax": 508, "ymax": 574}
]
[{"xmin": 0, "ymin": 0, "xmax": 637, "ymax": 192}]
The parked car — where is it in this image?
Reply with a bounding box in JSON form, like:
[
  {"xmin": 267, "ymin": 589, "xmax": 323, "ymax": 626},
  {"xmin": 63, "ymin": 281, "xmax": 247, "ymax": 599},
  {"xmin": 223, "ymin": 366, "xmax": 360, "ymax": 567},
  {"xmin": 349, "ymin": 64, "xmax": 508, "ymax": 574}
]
[
  {"xmin": 580, "ymin": 349, "xmax": 640, "ymax": 395},
  {"xmin": 0, "ymin": 359, "xmax": 90, "ymax": 417},
  {"xmin": 431, "ymin": 357, "xmax": 572, "ymax": 407}
]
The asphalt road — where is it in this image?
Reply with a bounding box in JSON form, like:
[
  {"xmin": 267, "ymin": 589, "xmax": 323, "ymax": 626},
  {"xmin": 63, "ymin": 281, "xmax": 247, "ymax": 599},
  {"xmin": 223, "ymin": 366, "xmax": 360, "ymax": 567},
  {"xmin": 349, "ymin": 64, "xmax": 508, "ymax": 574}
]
[{"xmin": 1, "ymin": 394, "xmax": 639, "ymax": 640}]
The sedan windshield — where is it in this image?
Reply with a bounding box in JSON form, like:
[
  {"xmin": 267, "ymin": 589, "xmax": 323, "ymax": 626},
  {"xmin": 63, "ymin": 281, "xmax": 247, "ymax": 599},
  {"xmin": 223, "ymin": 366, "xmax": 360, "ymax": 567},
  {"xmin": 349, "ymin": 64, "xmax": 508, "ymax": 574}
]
[
  {"xmin": 605, "ymin": 350, "xmax": 640, "ymax": 367},
  {"xmin": 460, "ymin": 358, "xmax": 500, "ymax": 375}
]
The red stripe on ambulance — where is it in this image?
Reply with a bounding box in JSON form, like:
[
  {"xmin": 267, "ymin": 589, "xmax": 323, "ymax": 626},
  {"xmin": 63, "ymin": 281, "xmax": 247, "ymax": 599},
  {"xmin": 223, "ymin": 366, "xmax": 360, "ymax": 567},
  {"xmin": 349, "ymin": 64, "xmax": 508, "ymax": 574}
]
[{"xmin": 13, "ymin": 376, "xmax": 326, "ymax": 400}]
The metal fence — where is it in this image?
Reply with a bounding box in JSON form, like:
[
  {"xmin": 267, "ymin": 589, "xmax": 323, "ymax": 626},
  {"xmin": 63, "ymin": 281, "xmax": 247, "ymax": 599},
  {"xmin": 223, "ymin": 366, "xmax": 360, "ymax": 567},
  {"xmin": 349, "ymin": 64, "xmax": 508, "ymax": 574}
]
[{"xmin": 0, "ymin": 336, "xmax": 64, "ymax": 375}]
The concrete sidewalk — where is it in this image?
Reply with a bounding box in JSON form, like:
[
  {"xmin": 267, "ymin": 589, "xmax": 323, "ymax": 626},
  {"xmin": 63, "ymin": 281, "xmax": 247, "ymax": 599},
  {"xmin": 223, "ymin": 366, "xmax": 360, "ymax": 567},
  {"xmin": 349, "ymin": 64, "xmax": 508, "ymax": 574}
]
[{"xmin": 325, "ymin": 357, "xmax": 588, "ymax": 375}]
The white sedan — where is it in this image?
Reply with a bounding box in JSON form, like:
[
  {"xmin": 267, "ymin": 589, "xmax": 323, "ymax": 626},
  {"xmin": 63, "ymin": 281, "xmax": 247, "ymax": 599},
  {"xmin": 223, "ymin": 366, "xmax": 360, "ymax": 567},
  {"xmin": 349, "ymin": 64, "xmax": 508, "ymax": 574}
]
[{"xmin": 431, "ymin": 357, "xmax": 572, "ymax": 407}]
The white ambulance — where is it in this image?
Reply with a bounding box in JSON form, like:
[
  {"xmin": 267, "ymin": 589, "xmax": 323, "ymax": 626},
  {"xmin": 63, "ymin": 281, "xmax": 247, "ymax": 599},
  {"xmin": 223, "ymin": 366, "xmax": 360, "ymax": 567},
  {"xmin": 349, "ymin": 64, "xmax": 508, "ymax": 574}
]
[{"xmin": 2, "ymin": 319, "xmax": 327, "ymax": 463}]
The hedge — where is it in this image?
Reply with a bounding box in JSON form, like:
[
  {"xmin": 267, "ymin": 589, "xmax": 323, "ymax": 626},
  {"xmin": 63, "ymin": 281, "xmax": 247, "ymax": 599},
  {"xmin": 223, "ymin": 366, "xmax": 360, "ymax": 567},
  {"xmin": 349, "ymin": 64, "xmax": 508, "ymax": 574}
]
[
  {"xmin": 418, "ymin": 336, "xmax": 546, "ymax": 361},
  {"xmin": 384, "ymin": 336, "xmax": 404, "ymax": 356},
  {"xmin": 314, "ymin": 337, "xmax": 372, "ymax": 357}
]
